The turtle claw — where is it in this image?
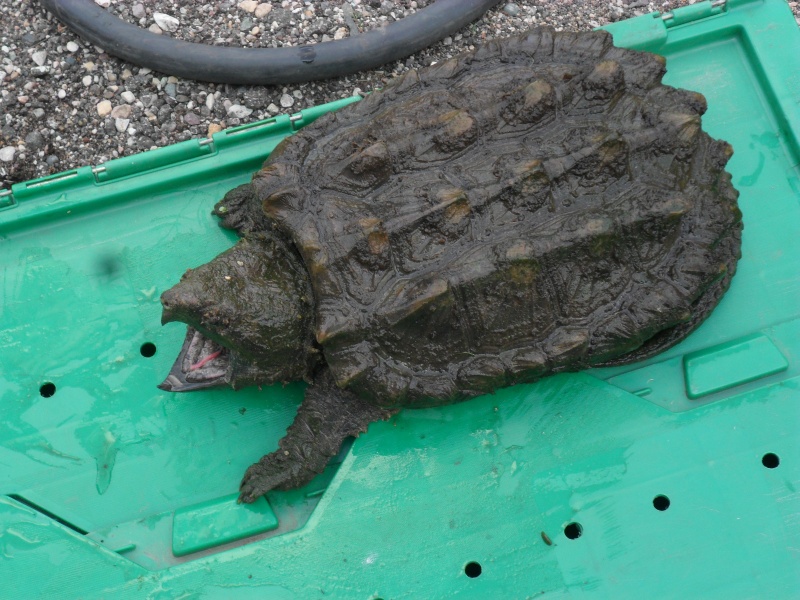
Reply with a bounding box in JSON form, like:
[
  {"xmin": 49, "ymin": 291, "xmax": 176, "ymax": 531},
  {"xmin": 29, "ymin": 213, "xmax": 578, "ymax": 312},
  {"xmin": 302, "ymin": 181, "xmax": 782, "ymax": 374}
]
[{"xmin": 238, "ymin": 452, "xmax": 313, "ymax": 504}]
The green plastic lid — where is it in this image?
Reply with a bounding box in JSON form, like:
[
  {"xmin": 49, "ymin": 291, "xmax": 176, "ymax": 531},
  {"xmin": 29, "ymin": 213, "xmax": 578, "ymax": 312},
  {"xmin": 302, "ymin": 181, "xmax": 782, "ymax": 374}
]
[{"xmin": 1, "ymin": 1, "xmax": 798, "ymax": 597}]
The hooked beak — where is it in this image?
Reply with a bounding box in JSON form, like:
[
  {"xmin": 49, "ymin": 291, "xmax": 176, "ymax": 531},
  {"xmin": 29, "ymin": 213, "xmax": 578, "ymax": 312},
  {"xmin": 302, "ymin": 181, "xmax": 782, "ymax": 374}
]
[{"xmin": 158, "ymin": 326, "xmax": 229, "ymax": 392}]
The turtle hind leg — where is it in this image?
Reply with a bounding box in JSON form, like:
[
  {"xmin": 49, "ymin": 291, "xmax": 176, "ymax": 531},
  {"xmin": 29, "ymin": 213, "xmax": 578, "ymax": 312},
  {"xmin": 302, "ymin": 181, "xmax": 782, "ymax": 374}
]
[{"xmin": 238, "ymin": 369, "xmax": 397, "ymax": 503}]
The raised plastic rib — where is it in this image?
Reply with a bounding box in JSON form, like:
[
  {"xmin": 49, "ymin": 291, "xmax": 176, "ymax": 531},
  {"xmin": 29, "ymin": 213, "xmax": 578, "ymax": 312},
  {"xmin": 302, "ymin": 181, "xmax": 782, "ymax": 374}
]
[
  {"xmin": 172, "ymin": 493, "xmax": 279, "ymax": 557},
  {"xmin": 683, "ymin": 333, "xmax": 789, "ymax": 399}
]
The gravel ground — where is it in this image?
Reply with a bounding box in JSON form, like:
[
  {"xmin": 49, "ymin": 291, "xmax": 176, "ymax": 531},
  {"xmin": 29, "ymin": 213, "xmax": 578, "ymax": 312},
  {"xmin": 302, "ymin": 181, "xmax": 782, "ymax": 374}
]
[{"xmin": 1, "ymin": 0, "xmax": 799, "ymax": 187}]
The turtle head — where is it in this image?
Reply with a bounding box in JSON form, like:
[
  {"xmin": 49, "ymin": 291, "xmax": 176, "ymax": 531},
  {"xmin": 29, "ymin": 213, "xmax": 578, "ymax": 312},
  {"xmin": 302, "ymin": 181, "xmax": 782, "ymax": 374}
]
[{"xmin": 158, "ymin": 234, "xmax": 318, "ymax": 392}]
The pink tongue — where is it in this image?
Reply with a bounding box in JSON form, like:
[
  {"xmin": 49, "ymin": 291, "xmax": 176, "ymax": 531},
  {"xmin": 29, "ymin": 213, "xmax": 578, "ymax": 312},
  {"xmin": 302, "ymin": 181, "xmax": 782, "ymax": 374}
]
[{"xmin": 189, "ymin": 350, "xmax": 222, "ymax": 371}]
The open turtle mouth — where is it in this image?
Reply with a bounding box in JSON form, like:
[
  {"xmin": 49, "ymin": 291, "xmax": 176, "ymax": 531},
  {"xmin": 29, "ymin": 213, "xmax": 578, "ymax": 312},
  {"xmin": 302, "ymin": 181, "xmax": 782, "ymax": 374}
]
[{"xmin": 158, "ymin": 326, "xmax": 230, "ymax": 392}]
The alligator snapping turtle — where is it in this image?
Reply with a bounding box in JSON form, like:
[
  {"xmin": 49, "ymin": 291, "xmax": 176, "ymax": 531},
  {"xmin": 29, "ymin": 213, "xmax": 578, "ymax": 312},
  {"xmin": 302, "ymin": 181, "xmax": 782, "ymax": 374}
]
[{"xmin": 158, "ymin": 27, "xmax": 742, "ymax": 503}]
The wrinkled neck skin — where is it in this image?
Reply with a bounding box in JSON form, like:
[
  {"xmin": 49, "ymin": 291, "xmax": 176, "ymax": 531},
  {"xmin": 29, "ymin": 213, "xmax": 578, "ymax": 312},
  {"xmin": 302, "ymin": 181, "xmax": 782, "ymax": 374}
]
[{"xmin": 158, "ymin": 232, "xmax": 319, "ymax": 392}]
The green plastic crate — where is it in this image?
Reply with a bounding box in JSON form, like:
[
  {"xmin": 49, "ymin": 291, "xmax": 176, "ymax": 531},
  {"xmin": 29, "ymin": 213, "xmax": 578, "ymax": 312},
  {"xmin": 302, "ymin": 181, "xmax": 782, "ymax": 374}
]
[{"xmin": 1, "ymin": 1, "xmax": 798, "ymax": 597}]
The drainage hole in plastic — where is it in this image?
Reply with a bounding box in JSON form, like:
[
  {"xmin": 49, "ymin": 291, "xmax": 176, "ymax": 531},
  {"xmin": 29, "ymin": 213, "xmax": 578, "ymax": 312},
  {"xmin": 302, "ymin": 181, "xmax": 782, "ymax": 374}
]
[
  {"xmin": 762, "ymin": 453, "xmax": 780, "ymax": 469},
  {"xmin": 653, "ymin": 495, "xmax": 670, "ymax": 511},
  {"xmin": 464, "ymin": 561, "xmax": 482, "ymax": 578},
  {"xmin": 564, "ymin": 522, "xmax": 583, "ymax": 540},
  {"xmin": 140, "ymin": 342, "xmax": 157, "ymax": 358},
  {"xmin": 40, "ymin": 382, "xmax": 56, "ymax": 398}
]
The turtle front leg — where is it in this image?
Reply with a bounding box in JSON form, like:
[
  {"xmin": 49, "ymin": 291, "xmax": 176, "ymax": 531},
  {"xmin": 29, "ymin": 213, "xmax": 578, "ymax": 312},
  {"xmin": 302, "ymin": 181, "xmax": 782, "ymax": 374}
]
[
  {"xmin": 239, "ymin": 369, "xmax": 397, "ymax": 503},
  {"xmin": 212, "ymin": 183, "xmax": 270, "ymax": 235}
]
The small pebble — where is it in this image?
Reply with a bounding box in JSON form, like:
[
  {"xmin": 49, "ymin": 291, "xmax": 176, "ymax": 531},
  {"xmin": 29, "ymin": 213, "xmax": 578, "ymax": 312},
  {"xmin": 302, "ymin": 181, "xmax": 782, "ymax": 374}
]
[
  {"xmin": 208, "ymin": 123, "xmax": 223, "ymax": 136},
  {"xmin": 227, "ymin": 104, "xmax": 253, "ymax": 118},
  {"xmin": 239, "ymin": 0, "xmax": 258, "ymax": 12},
  {"xmin": 57, "ymin": 89, "xmax": 67, "ymax": 99},
  {"xmin": 31, "ymin": 66, "xmax": 50, "ymax": 77},
  {"xmin": 25, "ymin": 131, "xmax": 45, "ymax": 149},
  {"xmin": 132, "ymin": 3, "xmax": 146, "ymax": 19},
  {"xmin": 184, "ymin": 112, "xmax": 201, "ymax": 125},
  {"xmin": 267, "ymin": 103, "xmax": 280, "ymax": 115},
  {"xmin": 148, "ymin": 24, "xmax": 163, "ymax": 35},
  {"xmin": 255, "ymin": 3, "xmax": 272, "ymax": 18},
  {"xmin": 240, "ymin": 18, "xmax": 253, "ymax": 31},
  {"xmin": 96, "ymin": 99, "xmax": 112, "ymax": 116},
  {"xmin": 31, "ymin": 50, "xmax": 47, "ymax": 66},
  {"xmin": 205, "ymin": 94, "xmax": 215, "ymax": 110},
  {"xmin": 94, "ymin": 0, "xmax": 110, "ymax": 7},
  {"xmin": 66, "ymin": 41, "xmax": 80, "ymax": 53},
  {"xmin": 115, "ymin": 118, "xmax": 130, "ymax": 133},
  {"xmin": 120, "ymin": 90, "xmax": 136, "ymax": 103},
  {"xmin": 280, "ymin": 93, "xmax": 295, "ymax": 108},
  {"xmin": 153, "ymin": 12, "xmax": 180, "ymax": 33},
  {"xmin": 0, "ymin": 147, "xmax": 16, "ymax": 162},
  {"xmin": 82, "ymin": 75, "xmax": 92, "ymax": 86},
  {"xmin": 32, "ymin": 108, "xmax": 46, "ymax": 119},
  {"xmin": 111, "ymin": 104, "xmax": 131, "ymax": 119},
  {"xmin": 503, "ymin": 2, "xmax": 521, "ymax": 16}
]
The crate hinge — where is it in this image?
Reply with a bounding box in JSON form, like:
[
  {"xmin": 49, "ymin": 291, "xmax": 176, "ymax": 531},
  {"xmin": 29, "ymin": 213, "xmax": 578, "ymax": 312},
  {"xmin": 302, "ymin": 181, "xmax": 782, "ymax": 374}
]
[
  {"xmin": 661, "ymin": 0, "xmax": 728, "ymax": 27},
  {"xmin": 0, "ymin": 188, "xmax": 15, "ymax": 210}
]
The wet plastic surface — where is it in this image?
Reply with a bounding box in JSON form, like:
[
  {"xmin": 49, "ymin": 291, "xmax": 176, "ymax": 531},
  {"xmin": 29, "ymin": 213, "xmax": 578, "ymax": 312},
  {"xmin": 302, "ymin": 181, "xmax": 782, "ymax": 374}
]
[{"xmin": 1, "ymin": 1, "xmax": 798, "ymax": 597}]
